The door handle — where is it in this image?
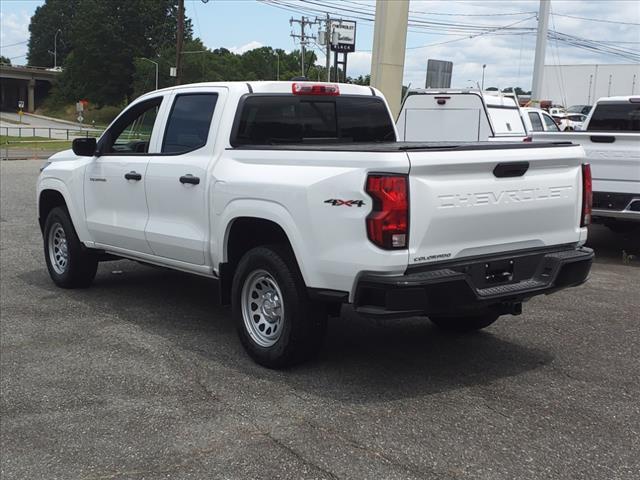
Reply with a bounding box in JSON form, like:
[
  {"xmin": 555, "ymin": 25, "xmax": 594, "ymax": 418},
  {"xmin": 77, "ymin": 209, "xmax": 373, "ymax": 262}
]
[
  {"xmin": 179, "ymin": 174, "xmax": 200, "ymax": 185},
  {"xmin": 124, "ymin": 171, "xmax": 142, "ymax": 181}
]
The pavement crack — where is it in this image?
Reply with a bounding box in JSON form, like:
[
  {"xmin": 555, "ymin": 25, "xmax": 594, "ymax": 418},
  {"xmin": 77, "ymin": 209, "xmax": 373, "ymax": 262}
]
[{"xmin": 262, "ymin": 430, "xmax": 341, "ymax": 480}]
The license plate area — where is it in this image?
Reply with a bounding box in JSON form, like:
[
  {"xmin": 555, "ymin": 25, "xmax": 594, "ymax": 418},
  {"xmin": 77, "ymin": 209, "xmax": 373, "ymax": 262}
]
[{"xmin": 484, "ymin": 259, "xmax": 514, "ymax": 284}]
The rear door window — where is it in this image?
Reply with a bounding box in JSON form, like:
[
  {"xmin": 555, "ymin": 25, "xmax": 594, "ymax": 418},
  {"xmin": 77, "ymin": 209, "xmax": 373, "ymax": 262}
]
[
  {"xmin": 528, "ymin": 112, "xmax": 544, "ymax": 131},
  {"xmin": 162, "ymin": 93, "xmax": 218, "ymax": 154},
  {"xmin": 232, "ymin": 95, "xmax": 395, "ymax": 145},
  {"xmin": 588, "ymin": 103, "xmax": 640, "ymax": 132}
]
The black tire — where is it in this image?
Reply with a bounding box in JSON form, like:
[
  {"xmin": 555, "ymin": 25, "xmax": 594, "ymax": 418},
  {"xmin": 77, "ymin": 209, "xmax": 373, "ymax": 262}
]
[
  {"xmin": 232, "ymin": 245, "xmax": 327, "ymax": 368},
  {"xmin": 43, "ymin": 206, "xmax": 98, "ymax": 288},
  {"xmin": 429, "ymin": 312, "xmax": 499, "ymax": 333}
]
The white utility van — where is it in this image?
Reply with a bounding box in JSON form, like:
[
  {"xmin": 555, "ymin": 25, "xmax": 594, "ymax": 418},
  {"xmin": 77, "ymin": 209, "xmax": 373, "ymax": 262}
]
[{"xmin": 396, "ymin": 89, "xmax": 527, "ymax": 142}]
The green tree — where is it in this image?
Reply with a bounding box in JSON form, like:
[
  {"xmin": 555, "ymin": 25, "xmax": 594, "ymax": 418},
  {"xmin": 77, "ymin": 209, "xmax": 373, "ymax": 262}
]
[
  {"xmin": 349, "ymin": 74, "xmax": 370, "ymax": 85},
  {"xmin": 0, "ymin": 56, "xmax": 11, "ymax": 65},
  {"xmin": 27, "ymin": 0, "xmax": 78, "ymax": 67},
  {"xmin": 49, "ymin": 0, "xmax": 192, "ymax": 106}
]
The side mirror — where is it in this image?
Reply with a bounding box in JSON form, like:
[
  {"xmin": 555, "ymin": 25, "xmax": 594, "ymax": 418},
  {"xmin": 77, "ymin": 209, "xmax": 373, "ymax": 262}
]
[{"xmin": 72, "ymin": 137, "xmax": 97, "ymax": 157}]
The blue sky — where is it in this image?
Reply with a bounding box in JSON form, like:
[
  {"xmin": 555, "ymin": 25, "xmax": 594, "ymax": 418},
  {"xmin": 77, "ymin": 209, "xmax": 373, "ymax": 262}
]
[{"xmin": 2, "ymin": 0, "xmax": 639, "ymax": 89}]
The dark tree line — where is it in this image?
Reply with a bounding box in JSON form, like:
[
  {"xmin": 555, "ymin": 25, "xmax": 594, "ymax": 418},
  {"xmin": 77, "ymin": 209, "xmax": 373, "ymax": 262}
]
[
  {"xmin": 28, "ymin": 0, "xmax": 191, "ymax": 106},
  {"xmin": 27, "ymin": 0, "xmax": 366, "ymax": 108}
]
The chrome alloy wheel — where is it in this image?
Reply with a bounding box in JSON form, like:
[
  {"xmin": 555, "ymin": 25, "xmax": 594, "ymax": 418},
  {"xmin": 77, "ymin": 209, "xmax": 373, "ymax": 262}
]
[
  {"xmin": 241, "ymin": 269, "xmax": 284, "ymax": 347},
  {"xmin": 48, "ymin": 222, "xmax": 69, "ymax": 274}
]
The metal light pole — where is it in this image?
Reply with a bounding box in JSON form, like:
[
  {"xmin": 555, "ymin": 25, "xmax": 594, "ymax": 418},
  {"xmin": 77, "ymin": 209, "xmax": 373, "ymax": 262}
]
[
  {"xmin": 141, "ymin": 58, "xmax": 159, "ymax": 90},
  {"xmin": 274, "ymin": 51, "xmax": 280, "ymax": 80},
  {"xmin": 481, "ymin": 64, "xmax": 486, "ymax": 91},
  {"xmin": 531, "ymin": 0, "xmax": 551, "ymax": 102},
  {"xmin": 53, "ymin": 29, "xmax": 62, "ymax": 69}
]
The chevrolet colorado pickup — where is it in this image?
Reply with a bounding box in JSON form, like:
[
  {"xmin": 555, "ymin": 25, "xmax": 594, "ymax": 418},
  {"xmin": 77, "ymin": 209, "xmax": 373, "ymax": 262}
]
[
  {"xmin": 38, "ymin": 81, "xmax": 594, "ymax": 368},
  {"xmin": 532, "ymin": 96, "xmax": 639, "ymax": 232}
]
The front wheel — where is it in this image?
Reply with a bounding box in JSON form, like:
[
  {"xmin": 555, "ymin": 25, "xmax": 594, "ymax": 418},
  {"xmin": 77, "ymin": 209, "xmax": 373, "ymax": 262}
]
[
  {"xmin": 43, "ymin": 206, "xmax": 98, "ymax": 288},
  {"xmin": 429, "ymin": 313, "xmax": 499, "ymax": 333},
  {"xmin": 232, "ymin": 245, "xmax": 327, "ymax": 368}
]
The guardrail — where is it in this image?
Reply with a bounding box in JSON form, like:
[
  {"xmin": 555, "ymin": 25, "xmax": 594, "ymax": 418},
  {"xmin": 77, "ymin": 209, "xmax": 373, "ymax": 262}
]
[{"xmin": 1, "ymin": 126, "xmax": 103, "ymax": 140}]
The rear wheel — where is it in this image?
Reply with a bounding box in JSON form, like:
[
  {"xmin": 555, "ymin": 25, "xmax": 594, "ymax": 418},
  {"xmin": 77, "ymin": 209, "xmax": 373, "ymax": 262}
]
[
  {"xmin": 429, "ymin": 313, "xmax": 499, "ymax": 333},
  {"xmin": 43, "ymin": 207, "xmax": 98, "ymax": 288},
  {"xmin": 232, "ymin": 245, "xmax": 327, "ymax": 368}
]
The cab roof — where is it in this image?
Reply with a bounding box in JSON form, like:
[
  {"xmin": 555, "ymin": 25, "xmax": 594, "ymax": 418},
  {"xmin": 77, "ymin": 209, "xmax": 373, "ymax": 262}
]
[{"xmin": 142, "ymin": 81, "xmax": 377, "ymax": 97}]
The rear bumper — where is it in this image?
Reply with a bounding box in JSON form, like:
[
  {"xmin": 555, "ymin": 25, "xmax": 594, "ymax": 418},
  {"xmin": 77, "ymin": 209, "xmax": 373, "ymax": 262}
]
[
  {"xmin": 353, "ymin": 246, "xmax": 594, "ymax": 317},
  {"xmin": 592, "ymin": 191, "xmax": 640, "ymax": 222}
]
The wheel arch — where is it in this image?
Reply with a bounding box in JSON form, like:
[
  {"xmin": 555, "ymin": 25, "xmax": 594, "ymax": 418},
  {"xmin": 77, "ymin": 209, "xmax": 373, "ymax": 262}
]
[
  {"xmin": 218, "ymin": 213, "xmax": 308, "ymax": 305},
  {"xmin": 37, "ymin": 179, "xmax": 90, "ymax": 243}
]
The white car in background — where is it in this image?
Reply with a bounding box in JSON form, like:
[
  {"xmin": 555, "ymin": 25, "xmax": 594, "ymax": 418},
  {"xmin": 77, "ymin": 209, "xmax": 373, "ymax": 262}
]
[
  {"xmin": 521, "ymin": 107, "xmax": 560, "ymax": 133},
  {"xmin": 559, "ymin": 114, "xmax": 588, "ymax": 131}
]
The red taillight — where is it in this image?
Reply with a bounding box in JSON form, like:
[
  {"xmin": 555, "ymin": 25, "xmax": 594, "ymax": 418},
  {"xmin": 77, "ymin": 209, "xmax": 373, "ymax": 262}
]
[
  {"xmin": 292, "ymin": 83, "xmax": 340, "ymax": 96},
  {"xmin": 523, "ymin": 136, "xmax": 532, "ymax": 142},
  {"xmin": 366, "ymin": 174, "xmax": 408, "ymax": 249},
  {"xmin": 581, "ymin": 163, "xmax": 592, "ymax": 227}
]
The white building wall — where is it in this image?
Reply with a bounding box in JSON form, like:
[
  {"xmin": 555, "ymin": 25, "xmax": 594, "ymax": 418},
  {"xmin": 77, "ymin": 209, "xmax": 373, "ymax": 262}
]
[{"xmin": 541, "ymin": 64, "xmax": 640, "ymax": 107}]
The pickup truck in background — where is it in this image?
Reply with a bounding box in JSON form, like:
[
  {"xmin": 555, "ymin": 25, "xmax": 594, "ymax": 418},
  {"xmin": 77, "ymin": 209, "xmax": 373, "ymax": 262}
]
[
  {"xmin": 37, "ymin": 81, "xmax": 593, "ymax": 368},
  {"xmin": 396, "ymin": 89, "xmax": 528, "ymax": 142},
  {"xmin": 532, "ymin": 96, "xmax": 640, "ymax": 232}
]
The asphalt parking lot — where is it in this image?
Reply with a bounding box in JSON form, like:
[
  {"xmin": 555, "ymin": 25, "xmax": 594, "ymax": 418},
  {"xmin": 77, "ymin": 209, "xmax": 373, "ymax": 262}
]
[{"xmin": 1, "ymin": 159, "xmax": 639, "ymax": 480}]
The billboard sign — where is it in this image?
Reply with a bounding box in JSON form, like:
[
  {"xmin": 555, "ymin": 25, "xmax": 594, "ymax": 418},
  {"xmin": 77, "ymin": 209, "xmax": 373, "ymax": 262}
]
[
  {"xmin": 330, "ymin": 20, "xmax": 356, "ymax": 53},
  {"xmin": 425, "ymin": 59, "xmax": 453, "ymax": 89}
]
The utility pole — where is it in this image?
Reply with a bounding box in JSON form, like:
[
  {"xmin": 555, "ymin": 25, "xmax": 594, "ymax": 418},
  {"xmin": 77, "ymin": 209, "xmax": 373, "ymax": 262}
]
[
  {"xmin": 176, "ymin": 0, "xmax": 185, "ymax": 85},
  {"xmin": 290, "ymin": 16, "xmax": 316, "ymax": 78},
  {"xmin": 531, "ymin": 0, "xmax": 550, "ymax": 103},
  {"xmin": 370, "ymin": 0, "xmax": 409, "ymax": 118},
  {"xmin": 325, "ymin": 14, "xmax": 331, "ymax": 81}
]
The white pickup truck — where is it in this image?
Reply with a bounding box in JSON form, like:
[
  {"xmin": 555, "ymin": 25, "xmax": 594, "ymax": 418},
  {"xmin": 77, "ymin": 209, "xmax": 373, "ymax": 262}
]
[
  {"xmin": 38, "ymin": 81, "xmax": 593, "ymax": 368},
  {"xmin": 532, "ymin": 96, "xmax": 640, "ymax": 232}
]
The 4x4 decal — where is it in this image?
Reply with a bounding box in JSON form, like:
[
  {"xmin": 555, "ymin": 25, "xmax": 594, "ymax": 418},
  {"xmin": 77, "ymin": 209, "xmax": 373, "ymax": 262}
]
[{"xmin": 324, "ymin": 199, "xmax": 366, "ymax": 207}]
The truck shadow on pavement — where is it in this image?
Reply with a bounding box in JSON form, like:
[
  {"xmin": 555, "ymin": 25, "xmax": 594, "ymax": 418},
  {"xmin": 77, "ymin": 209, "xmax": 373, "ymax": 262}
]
[
  {"xmin": 21, "ymin": 261, "xmax": 553, "ymax": 403},
  {"xmin": 587, "ymin": 224, "xmax": 640, "ymax": 267}
]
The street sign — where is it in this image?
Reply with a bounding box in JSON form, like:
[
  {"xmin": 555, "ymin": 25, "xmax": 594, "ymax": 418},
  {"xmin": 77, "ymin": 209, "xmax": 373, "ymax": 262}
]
[
  {"xmin": 76, "ymin": 101, "xmax": 84, "ymax": 112},
  {"xmin": 17, "ymin": 101, "xmax": 24, "ymax": 109},
  {"xmin": 77, "ymin": 115, "xmax": 84, "ymax": 123},
  {"xmin": 170, "ymin": 67, "xmax": 177, "ymax": 77},
  {"xmin": 330, "ymin": 20, "xmax": 356, "ymax": 53}
]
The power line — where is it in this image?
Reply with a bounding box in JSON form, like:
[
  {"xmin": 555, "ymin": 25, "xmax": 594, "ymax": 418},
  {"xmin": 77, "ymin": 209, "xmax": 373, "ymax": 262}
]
[
  {"xmin": 0, "ymin": 40, "xmax": 29, "ymax": 49},
  {"xmin": 402, "ymin": 15, "xmax": 536, "ymax": 50},
  {"xmin": 260, "ymin": 0, "xmax": 640, "ymax": 62},
  {"xmin": 551, "ymin": 13, "xmax": 640, "ymax": 26}
]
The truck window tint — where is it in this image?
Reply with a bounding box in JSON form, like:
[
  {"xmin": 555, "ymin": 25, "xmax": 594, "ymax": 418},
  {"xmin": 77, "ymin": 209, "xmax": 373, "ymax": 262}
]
[
  {"xmin": 233, "ymin": 96, "xmax": 395, "ymax": 145},
  {"xmin": 528, "ymin": 112, "xmax": 544, "ymax": 131},
  {"xmin": 162, "ymin": 94, "xmax": 218, "ymax": 153},
  {"xmin": 588, "ymin": 103, "xmax": 640, "ymax": 132}
]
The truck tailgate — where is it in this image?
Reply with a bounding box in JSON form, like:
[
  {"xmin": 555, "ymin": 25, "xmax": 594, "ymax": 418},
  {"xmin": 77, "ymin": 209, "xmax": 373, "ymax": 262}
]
[
  {"xmin": 407, "ymin": 144, "xmax": 585, "ymax": 266},
  {"xmin": 532, "ymin": 132, "xmax": 640, "ymax": 194}
]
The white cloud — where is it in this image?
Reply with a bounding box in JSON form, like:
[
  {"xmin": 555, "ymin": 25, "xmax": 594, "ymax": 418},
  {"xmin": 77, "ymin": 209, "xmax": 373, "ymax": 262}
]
[
  {"xmin": 309, "ymin": 0, "xmax": 640, "ymax": 90},
  {"xmin": 229, "ymin": 41, "xmax": 264, "ymax": 54},
  {"xmin": 0, "ymin": 11, "xmax": 31, "ymax": 63}
]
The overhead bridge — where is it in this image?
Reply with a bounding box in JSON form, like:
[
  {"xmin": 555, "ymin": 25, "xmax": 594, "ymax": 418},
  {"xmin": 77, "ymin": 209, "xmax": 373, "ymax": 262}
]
[{"xmin": 0, "ymin": 64, "xmax": 60, "ymax": 113}]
